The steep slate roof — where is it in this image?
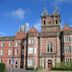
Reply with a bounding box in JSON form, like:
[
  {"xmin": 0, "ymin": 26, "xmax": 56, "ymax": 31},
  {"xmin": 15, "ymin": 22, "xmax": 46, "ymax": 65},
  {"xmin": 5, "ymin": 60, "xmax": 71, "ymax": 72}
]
[{"xmin": 0, "ymin": 36, "xmax": 15, "ymax": 41}]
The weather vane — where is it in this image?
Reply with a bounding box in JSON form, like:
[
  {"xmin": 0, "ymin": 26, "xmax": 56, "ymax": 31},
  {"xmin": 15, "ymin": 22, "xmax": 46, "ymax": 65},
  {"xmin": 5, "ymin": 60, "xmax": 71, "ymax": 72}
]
[
  {"xmin": 53, "ymin": 2, "xmax": 59, "ymax": 14},
  {"xmin": 43, "ymin": 0, "xmax": 46, "ymax": 10}
]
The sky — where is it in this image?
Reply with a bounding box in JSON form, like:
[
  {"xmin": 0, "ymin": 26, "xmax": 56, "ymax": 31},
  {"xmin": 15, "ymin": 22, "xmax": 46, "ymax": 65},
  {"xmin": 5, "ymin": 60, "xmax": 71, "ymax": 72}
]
[{"xmin": 0, "ymin": 0, "xmax": 72, "ymax": 36}]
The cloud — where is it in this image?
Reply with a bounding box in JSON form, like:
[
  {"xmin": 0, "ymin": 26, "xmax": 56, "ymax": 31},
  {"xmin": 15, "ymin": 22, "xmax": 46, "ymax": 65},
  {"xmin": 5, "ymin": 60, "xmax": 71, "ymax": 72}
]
[
  {"xmin": 6, "ymin": 8, "xmax": 30, "ymax": 19},
  {"xmin": 70, "ymin": 18, "xmax": 72, "ymax": 22},
  {"xmin": 25, "ymin": 23, "xmax": 30, "ymax": 31},
  {"xmin": 60, "ymin": 21, "xmax": 65, "ymax": 28},
  {"xmin": 57, "ymin": 0, "xmax": 72, "ymax": 3},
  {"xmin": 11, "ymin": 8, "xmax": 25, "ymax": 19},
  {"xmin": 0, "ymin": 32, "xmax": 5, "ymax": 36},
  {"xmin": 52, "ymin": 0, "xmax": 72, "ymax": 6}
]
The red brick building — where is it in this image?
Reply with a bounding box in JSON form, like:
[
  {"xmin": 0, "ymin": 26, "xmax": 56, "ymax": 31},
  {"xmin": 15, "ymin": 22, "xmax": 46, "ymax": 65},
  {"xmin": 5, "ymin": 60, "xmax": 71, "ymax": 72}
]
[
  {"xmin": 0, "ymin": 9, "xmax": 72, "ymax": 70},
  {"xmin": 60, "ymin": 24, "xmax": 72, "ymax": 66}
]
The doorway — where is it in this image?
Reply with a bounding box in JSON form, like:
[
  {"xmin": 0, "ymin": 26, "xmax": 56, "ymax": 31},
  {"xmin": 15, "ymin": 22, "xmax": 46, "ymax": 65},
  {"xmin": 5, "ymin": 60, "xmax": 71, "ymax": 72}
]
[{"xmin": 48, "ymin": 60, "xmax": 52, "ymax": 70}]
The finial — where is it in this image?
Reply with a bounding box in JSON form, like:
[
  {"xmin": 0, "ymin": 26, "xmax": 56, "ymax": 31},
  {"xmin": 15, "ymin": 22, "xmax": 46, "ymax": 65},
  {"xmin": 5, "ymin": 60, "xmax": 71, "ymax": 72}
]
[
  {"xmin": 43, "ymin": 0, "xmax": 46, "ymax": 11},
  {"xmin": 41, "ymin": 0, "xmax": 48, "ymax": 16},
  {"xmin": 41, "ymin": 9, "xmax": 48, "ymax": 16},
  {"xmin": 64, "ymin": 24, "xmax": 69, "ymax": 27},
  {"xmin": 53, "ymin": 5, "xmax": 59, "ymax": 15}
]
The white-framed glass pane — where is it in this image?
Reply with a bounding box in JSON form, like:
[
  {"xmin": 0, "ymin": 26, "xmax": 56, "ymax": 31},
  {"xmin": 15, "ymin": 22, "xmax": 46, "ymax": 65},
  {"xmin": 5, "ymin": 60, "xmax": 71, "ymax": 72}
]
[
  {"xmin": 9, "ymin": 42, "xmax": 12, "ymax": 47},
  {"xmin": 14, "ymin": 41, "xmax": 20, "ymax": 47},
  {"xmin": 14, "ymin": 41, "xmax": 18, "ymax": 47},
  {"xmin": 47, "ymin": 43, "xmax": 52, "ymax": 52},
  {"xmin": 1, "ymin": 42, "xmax": 4, "ymax": 47},
  {"xmin": 0, "ymin": 50, "xmax": 4, "ymax": 55},
  {"xmin": 8, "ymin": 49, "xmax": 12, "ymax": 55},
  {"xmin": 28, "ymin": 38, "xmax": 34, "ymax": 44},
  {"xmin": 14, "ymin": 49, "xmax": 18, "ymax": 55},
  {"xmin": 27, "ymin": 59, "xmax": 33, "ymax": 66},
  {"xmin": 7, "ymin": 59, "xmax": 11, "ymax": 65},
  {"xmin": 28, "ymin": 48, "xmax": 34, "ymax": 54},
  {"xmin": 34, "ymin": 48, "xmax": 36, "ymax": 54}
]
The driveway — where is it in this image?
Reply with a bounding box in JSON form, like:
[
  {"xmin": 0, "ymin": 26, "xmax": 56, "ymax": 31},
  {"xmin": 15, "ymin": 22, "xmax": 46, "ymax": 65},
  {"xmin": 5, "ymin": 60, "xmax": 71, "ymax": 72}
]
[
  {"xmin": 37, "ymin": 69, "xmax": 72, "ymax": 72},
  {"xmin": 5, "ymin": 68, "xmax": 36, "ymax": 72},
  {"xmin": 5, "ymin": 68, "xmax": 72, "ymax": 72}
]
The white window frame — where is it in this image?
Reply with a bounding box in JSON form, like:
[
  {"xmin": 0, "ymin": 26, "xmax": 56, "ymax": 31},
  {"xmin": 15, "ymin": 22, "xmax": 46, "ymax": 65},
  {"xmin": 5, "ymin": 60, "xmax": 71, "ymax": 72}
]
[
  {"xmin": 28, "ymin": 37, "xmax": 34, "ymax": 44},
  {"xmin": 64, "ymin": 36, "xmax": 70, "ymax": 42},
  {"xmin": 64, "ymin": 46, "xmax": 72, "ymax": 53},
  {"xmin": 14, "ymin": 41, "xmax": 18, "ymax": 47},
  {"xmin": 28, "ymin": 48, "xmax": 34, "ymax": 54},
  {"xmin": 9, "ymin": 41, "xmax": 12, "ymax": 47},
  {"xmin": 34, "ymin": 48, "xmax": 36, "ymax": 54},
  {"xmin": 0, "ymin": 49, "xmax": 4, "ymax": 55},
  {"xmin": 46, "ymin": 43, "xmax": 52, "ymax": 53},
  {"xmin": 1, "ymin": 42, "xmax": 4, "ymax": 47},
  {"xmin": 27, "ymin": 59, "xmax": 33, "ymax": 66},
  {"xmin": 14, "ymin": 48, "xmax": 18, "ymax": 55},
  {"xmin": 14, "ymin": 40, "xmax": 20, "ymax": 47},
  {"xmin": 8, "ymin": 49, "xmax": 12, "ymax": 55},
  {"xmin": 7, "ymin": 59, "xmax": 11, "ymax": 65}
]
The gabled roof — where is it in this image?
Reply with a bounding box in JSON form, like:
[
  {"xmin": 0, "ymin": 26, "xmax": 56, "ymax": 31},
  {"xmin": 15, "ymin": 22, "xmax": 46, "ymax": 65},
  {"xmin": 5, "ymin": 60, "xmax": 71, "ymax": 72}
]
[
  {"xmin": 61, "ymin": 24, "xmax": 72, "ymax": 31},
  {"xmin": 27, "ymin": 27, "xmax": 39, "ymax": 33},
  {"xmin": 15, "ymin": 31, "xmax": 26, "ymax": 40}
]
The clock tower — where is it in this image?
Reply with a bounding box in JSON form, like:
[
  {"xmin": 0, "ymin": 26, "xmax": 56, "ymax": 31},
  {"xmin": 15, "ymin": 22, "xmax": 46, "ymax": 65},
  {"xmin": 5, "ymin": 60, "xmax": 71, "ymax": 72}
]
[
  {"xmin": 41, "ymin": 8, "xmax": 61, "ymax": 37},
  {"xmin": 40, "ymin": 8, "xmax": 61, "ymax": 69}
]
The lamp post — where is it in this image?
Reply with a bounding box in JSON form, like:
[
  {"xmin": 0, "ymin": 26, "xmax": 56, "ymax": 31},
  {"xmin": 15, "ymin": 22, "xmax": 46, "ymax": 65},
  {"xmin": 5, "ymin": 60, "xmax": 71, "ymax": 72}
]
[{"xmin": 11, "ymin": 57, "xmax": 14, "ymax": 72}]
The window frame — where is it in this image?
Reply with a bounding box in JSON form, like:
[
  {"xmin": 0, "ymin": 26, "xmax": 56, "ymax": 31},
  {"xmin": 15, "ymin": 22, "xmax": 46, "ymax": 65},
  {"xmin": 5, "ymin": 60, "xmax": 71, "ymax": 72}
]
[{"xmin": 46, "ymin": 42, "xmax": 52, "ymax": 53}]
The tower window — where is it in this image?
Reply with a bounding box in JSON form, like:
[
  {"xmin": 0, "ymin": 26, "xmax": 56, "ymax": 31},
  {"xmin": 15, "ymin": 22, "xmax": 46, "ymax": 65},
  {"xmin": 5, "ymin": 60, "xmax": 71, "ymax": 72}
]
[
  {"xmin": 56, "ymin": 20, "xmax": 57, "ymax": 24},
  {"xmin": 47, "ymin": 43, "xmax": 52, "ymax": 53},
  {"xmin": 44, "ymin": 21, "xmax": 46, "ymax": 25}
]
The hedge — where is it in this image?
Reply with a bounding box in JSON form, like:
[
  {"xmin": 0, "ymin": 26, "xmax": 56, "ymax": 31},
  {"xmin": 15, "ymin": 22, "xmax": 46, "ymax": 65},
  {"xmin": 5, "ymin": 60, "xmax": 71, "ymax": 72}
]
[
  {"xmin": 0, "ymin": 63, "xmax": 5, "ymax": 72},
  {"xmin": 51, "ymin": 62, "xmax": 72, "ymax": 71},
  {"xmin": 52, "ymin": 67, "xmax": 72, "ymax": 71}
]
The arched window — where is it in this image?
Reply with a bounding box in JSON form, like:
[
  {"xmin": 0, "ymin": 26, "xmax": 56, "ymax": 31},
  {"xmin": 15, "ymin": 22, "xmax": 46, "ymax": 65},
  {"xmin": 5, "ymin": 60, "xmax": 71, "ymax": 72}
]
[
  {"xmin": 47, "ymin": 43, "xmax": 52, "ymax": 52},
  {"xmin": 44, "ymin": 21, "xmax": 46, "ymax": 25},
  {"xmin": 56, "ymin": 20, "xmax": 57, "ymax": 24}
]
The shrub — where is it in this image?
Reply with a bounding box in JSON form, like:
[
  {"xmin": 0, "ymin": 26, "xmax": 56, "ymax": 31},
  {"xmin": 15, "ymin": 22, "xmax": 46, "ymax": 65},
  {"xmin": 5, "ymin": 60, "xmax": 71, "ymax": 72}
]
[
  {"xmin": 0, "ymin": 63, "xmax": 5, "ymax": 72},
  {"xmin": 52, "ymin": 62, "xmax": 72, "ymax": 71},
  {"xmin": 52, "ymin": 67, "xmax": 72, "ymax": 71},
  {"xmin": 37, "ymin": 66, "xmax": 44, "ymax": 70}
]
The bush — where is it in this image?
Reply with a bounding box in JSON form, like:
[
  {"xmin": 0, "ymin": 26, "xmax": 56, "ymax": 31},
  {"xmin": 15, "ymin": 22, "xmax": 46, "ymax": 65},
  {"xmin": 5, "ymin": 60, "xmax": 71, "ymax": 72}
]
[
  {"xmin": 37, "ymin": 66, "xmax": 44, "ymax": 70},
  {"xmin": 0, "ymin": 63, "xmax": 5, "ymax": 72},
  {"xmin": 52, "ymin": 62, "xmax": 72, "ymax": 71},
  {"xmin": 52, "ymin": 67, "xmax": 72, "ymax": 71}
]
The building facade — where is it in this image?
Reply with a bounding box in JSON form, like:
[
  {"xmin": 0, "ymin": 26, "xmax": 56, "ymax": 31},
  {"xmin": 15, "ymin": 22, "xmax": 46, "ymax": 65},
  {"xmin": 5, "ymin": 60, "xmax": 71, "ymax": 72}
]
[{"xmin": 0, "ymin": 9, "xmax": 72, "ymax": 69}]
